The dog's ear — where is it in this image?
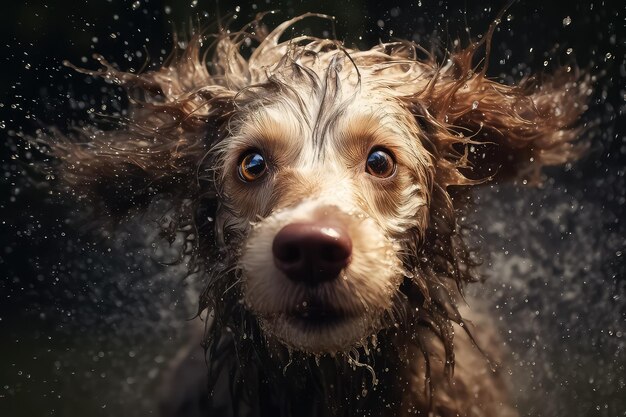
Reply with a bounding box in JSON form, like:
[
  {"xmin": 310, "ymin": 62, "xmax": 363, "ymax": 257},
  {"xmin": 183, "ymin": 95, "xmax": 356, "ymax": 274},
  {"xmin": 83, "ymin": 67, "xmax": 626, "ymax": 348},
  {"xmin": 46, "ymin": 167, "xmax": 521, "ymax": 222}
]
[
  {"xmin": 415, "ymin": 43, "xmax": 591, "ymax": 187},
  {"xmin": 47, "ymin": 34, "xmax": 239, "ymax": 217}
]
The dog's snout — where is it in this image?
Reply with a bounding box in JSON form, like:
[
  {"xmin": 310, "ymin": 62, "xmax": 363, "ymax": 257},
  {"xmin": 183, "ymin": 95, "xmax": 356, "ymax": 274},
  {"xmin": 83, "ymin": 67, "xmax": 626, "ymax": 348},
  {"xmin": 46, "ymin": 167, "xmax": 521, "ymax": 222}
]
[{"xmin": 272, "ymin": 222, "xmax": 352, "ymax": 285}]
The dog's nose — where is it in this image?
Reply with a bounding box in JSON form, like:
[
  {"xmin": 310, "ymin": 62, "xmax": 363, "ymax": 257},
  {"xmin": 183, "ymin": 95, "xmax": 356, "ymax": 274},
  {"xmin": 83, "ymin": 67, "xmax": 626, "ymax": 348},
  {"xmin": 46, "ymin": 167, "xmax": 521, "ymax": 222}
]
[{"xmin": 272, "ymin": 222, "xmax": 352, "ymax": 285}]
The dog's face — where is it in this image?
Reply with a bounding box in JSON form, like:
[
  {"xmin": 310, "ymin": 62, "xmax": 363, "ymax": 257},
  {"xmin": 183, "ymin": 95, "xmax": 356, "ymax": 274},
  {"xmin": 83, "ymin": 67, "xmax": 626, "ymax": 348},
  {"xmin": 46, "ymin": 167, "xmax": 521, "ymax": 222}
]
[
  {"xmin": 217, "ymin": 77, "xmax": 434, "ymax": 352},
  {"xmin": 52, "ymin": 14, "xmax": 588, "ymax": 359}
]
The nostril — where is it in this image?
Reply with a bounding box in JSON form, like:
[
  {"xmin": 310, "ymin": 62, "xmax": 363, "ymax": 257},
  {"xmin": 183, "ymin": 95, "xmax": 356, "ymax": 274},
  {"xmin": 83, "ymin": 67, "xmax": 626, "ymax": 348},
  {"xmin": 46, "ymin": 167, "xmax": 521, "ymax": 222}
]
[
  {"xmin": 277, "ymin": 245, "xmax": 301, "ymax": 264},
  {"xmin": 320, "ymin": 242, "xmax": 351, "ymax": 264}
]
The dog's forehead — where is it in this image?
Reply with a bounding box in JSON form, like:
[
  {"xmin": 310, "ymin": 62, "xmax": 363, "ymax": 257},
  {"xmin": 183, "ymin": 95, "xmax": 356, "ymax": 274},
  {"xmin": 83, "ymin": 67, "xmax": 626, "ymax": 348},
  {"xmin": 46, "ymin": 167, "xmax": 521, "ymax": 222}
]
[{"xmin": 235, "ymin": 88, "xmax": 415, "ymax": 163}]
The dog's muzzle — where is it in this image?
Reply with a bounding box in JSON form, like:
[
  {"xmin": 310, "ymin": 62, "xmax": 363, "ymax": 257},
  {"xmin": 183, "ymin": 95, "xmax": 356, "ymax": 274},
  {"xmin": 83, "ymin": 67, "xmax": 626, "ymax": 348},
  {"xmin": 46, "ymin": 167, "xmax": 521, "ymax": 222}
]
[{"xmin": 241, "ymin": 202, "xmax": 402, "ymax": 353}]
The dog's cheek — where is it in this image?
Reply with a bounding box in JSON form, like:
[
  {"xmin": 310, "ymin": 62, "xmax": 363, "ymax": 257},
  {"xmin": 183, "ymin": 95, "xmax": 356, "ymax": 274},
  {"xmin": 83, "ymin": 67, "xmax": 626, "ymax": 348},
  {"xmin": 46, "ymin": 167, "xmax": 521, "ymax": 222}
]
[
  {"xmin": 353, "ymin": 175, "xmax": 401, "ymax": 227},
  {"xmin": 240, "ymin": 224, "xmax": 279, "ymax": 312},
  {"xmin": 221, "ymin": 173, "xmax": 276, "ymax": 222},
  {"xmin": 345, "ymin": 217, "xmax": 405, "ymax": 302},
  {"xmin": 355, "ymin": 169, "xmax": 428, "ymax": 237}
]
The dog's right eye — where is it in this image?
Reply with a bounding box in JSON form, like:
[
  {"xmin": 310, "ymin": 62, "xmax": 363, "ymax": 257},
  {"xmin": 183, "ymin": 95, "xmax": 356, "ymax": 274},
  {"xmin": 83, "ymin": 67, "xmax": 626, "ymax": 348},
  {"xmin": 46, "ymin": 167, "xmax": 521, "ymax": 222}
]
[
  {"xmin": 238, "ymin": 151, "xmax": 267, "ymax": 182},
  {"xmin": 366, "ymin": 148, "xmax": 396, "ymax": 178}
]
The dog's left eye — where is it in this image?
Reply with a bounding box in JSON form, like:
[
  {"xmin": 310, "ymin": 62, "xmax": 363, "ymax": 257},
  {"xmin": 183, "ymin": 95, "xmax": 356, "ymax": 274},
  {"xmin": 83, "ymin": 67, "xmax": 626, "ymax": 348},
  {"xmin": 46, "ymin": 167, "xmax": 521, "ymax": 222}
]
[
  {"xmin": 238, "ymin": 151, "xmax": 267, "ymax": 182},
  {"xmin": 366, "ymin": 148, "xmax": 395, "ymax": 178}
]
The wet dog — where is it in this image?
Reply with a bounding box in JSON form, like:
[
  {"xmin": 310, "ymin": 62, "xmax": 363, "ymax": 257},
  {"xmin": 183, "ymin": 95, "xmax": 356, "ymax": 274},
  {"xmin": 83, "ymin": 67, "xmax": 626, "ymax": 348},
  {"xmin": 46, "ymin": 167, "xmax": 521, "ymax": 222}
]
[{"xmin": 49, "ymin": 13, "xmax": 589, "ymax": 417}]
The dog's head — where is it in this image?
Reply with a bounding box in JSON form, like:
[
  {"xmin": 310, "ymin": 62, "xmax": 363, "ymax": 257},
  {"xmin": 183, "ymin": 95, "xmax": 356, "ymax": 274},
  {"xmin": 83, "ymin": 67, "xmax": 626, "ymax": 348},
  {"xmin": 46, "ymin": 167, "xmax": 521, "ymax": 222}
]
[
  {"xmin": 216, "ymin": 50, "xmax": 438, "ymax": 352},
  {"xmin": 49, "ymin": 14, "xmax": 589, "ymax": 356}
]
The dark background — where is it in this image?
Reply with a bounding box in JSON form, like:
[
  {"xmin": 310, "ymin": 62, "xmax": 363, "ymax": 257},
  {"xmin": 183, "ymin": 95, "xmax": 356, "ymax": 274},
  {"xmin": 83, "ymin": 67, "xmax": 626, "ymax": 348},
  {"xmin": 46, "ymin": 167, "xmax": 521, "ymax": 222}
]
[{"xmin": 1, "ymin": 0, "xmax": 624, "ymax": 416}]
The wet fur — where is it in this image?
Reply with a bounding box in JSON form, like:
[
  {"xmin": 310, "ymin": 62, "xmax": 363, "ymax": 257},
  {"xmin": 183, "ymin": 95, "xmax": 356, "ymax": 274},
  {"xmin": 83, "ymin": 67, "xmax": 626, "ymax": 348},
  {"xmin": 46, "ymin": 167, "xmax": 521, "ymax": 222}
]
[{"xmin": 44, "ymin": 13, "xmax": 589, "ymax": 417}]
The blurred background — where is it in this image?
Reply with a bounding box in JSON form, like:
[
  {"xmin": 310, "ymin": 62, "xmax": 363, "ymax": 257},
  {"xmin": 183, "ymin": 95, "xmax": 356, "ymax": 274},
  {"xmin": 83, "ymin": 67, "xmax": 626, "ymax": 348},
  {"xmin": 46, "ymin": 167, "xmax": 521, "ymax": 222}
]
[{"xmin": 0, "ymin": 0, "xmax": 624, "ymax": 416}]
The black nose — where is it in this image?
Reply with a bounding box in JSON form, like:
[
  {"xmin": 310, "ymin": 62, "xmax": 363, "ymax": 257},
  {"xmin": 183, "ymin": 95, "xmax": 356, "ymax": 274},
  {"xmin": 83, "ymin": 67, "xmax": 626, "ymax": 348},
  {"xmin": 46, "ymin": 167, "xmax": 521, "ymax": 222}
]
[{"xmin": 272, "ymin": 222, "xmax": 352, "ymax": 285}]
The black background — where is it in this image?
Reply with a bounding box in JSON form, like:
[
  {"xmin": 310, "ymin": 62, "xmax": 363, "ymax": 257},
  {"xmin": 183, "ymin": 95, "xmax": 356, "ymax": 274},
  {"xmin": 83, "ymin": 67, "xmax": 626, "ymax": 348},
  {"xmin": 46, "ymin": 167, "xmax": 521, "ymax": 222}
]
[{"xmin": 1, "ymin": 0, "xmax": 624, "ymax": 416}]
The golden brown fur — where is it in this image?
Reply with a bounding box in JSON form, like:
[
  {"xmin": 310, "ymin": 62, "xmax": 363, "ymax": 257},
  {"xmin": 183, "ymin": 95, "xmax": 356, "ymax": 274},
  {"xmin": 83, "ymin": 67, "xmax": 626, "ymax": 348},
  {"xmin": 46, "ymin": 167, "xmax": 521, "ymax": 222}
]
[{"xmin": 44, "ymin": 13, "xmax": 590, "ymax": 417}]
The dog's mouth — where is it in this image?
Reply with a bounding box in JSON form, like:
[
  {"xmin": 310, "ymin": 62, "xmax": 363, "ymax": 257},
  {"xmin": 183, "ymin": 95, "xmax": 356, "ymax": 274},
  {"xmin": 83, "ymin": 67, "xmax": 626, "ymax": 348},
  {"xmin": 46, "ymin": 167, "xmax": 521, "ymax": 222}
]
[
  {"xmin": 285, "ymin": 299, "xmax": 355, "ymax": 329},
  {"xmin": 256, "ymin": 294, "xmax": 378, "ymax": 353}
]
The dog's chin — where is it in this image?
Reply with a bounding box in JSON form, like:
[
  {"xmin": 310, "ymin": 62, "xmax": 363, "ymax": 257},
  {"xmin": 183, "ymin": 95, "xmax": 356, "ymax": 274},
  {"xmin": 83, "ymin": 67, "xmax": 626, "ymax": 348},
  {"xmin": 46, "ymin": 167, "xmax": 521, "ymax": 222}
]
[{"xmin": 259, "ymin": 310, "xmax": 381, "ymax": 354}]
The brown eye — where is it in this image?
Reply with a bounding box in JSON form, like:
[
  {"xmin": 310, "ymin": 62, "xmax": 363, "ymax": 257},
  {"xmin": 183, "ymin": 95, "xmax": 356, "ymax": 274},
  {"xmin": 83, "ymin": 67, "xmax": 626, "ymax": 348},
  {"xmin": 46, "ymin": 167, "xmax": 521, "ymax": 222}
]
[
  {"xmin": 365, "ymin": 148, "xmax": 395, "ymax": 178},
  {"xmin": 238, "ymin": 151, "xmax": 267, "ymax": 182}
]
